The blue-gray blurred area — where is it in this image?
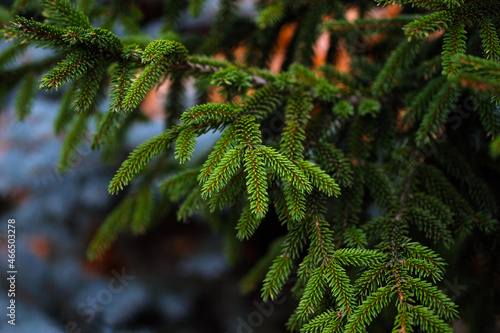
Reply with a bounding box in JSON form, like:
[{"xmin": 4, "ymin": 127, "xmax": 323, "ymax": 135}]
[{"xmin": 0, "ymin": 40, "xmax": 291, "ymax": 333}]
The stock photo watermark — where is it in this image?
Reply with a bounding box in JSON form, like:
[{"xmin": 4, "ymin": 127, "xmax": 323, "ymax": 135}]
[
  {"xmin": 234, "ymin": 292, "xmax": 287, "ymax": 333},
  {"xmin": 64, "ymin": 267, "xmax": 135, "ymax": 333}
]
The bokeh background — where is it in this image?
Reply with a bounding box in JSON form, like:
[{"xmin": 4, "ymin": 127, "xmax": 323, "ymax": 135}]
[{"xmin": 0, "ymin": 1, "xmax": 296, "ymax": 332}]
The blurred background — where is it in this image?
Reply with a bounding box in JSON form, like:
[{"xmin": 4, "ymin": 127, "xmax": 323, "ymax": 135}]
[
  {"xmin": 0, "ymin": 1, "xmax": 297, "ymax": 332},
  {"xmin": 0, "ymin": 46, "xmax": 294, "ymax": 333},
  {"xmin": 1, "ymin": 0, "xmax": 493, "ymax": 332}
]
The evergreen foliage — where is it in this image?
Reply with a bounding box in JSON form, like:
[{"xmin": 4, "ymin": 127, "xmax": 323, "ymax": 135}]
[{"xmin": 2, "ymin": 0, "xmax": 500, "ymax": 331}]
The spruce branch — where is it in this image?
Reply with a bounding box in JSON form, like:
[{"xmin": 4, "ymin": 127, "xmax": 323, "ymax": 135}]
[
  {"xmin": 244, "ymin": 147, "xmax": 269, "ymax": 219},
  {"xmin": 404, "ymin": 10, "xmax": 452, "ymax": 39},
  {"xmin": 201, "ymin": 145, "xmax": 244, "ymax": 199},
  {"xmin": 180, "ymin": 102, "xmax": 239, "ymax": 126},
  {"xmin": 236, "ymin": 204, "xmax": 264, "ymax": 240},
  {"xmin": 41, "ymin": 0, "xmax": 91, "ymax": 29},
  {"xmin": 87, "ymin": 196, "xmax": 133, "ymax": 260},
  {"xmin": 108, "ymin": 127, "xmax": 182, "ymax": 194},
  {"xmin": 344, "ymin": 284, "xmax": 395, "ymax": 333},
  {"xmin": 441, "ymin": 19, "xmax": 467, "ymax": 75},
  {"xmin": 261, "ymin": 218, "xmax": 307, "ymax": 301},
  {"xmin": 300, "ymin": 309, "xmax": 343, "ymax": 333},
  {"xmin": 57, "ymin": 111, "xmax": 89, "ymax": 173},
  {"xmin": 372, "ymin": 38, "xmax": 421, "ymax": 96},
  {"xmin": 14, "ymin": 71, "xmax": 36, "ymax": 120},
  {"xmin": 410, "ymin": 305, "xmax": 454, "ymax": 333},
  {"xmin": 174, "ymin": 128, "xmax": 197, "ymax": 164},
  {"xmin": 287, "ymin": 266, "xmax": 328, "ymax": 330},
  {"xmin": 476, "ymin": 16, "xmax": 500, "ymax": 61},
  {"xmin": 198, "ymin": 125, "xmax": 238, "ymax": 183},
  {"xmin": 122, "ymin": 40, "xmax": 188, "ymax": 111},
  {"xmin": 260, "ymin": 146, "xmax": 312, "ymax": 193},
  {"xmin": 39, "ymin": 51, "xmax": 98, "ymax": 91}
]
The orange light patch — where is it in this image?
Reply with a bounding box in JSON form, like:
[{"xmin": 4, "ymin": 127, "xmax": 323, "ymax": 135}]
[
  {"xmin": 269, "ymin": 22, "xmax": 298, "ymax": 73},
  {"xmin": 27, "ymin": 236, "xmax": 52, "ymax": 259}
]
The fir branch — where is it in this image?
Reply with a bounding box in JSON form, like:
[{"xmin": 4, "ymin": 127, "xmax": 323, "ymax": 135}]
[
  {"xmin": 255, "ymin": 2, "xmax": 284, "ymax": 30},
  {"xmin": 180, "ymin": 102, "xmax": 238, "ymax": 126},
  {"xmin": 177, "ymin": 186, "xmax": 204, "ymax": 221},
  {"xmin": 392, "ymin": 304, "xmax": 414, "ymax": 333},
  {"xmin": 324, "ymin": 15, "xmax": 418, "ymax": 34},
  {"xmin": 87, "ymin": 196, "xmax": 133, "ymax": 260},
  {"xmin": 53, "ymin": 86, "xmax": 75, "ymax": 134},
  {"xmin": 236, "ymin": 204, "xmax": 265, "ymax": 240},
  {"xmin": 405, "ymin": 206, "xmax": 453, "ymax": 246},
  {"xmin": 415, "ymin": 82, "xmax": 460, "ymax": 144},
  {"xmin": 332, "ymin": 248, "xmax": 386, "ymax": 267},
  {"xmin": 476, "ymin": 16, "xmax": 500, "ymax": 61},
  {"xmin": 109, "ymin": 48, "xmax": 141, "ymax": 112},
  {"xmin": 241, "ymin": 85, "xmax": 284, "ymax": 121},
  {"xmin": 207, "ymin": 170, "xmax": 246, "ymax": 211},
  {"xmin": 354, "ymin": 262, "xmax": 389, "ymax": 298},
  {"xmin": 410, "ymin": 305, "xmax": 454, "ymax": 333},
  {"xmin": 449, "ymin": 54, "xmax": 500, "ymax": 93},
  {"xmin": 404, "ymin": 10, "xmax": 452, "ymax": 39},
  {"xmin": 372, "ymin": 38, "xmax": 421, "ymax": 96},
  {"xmin": 0, "ymin": 40, "xmax": 27, "ymax": 71},
  {"xmin": 7, "ymin": 16, "xmax": 66, "ymax": 48},
  {"xmin": 344, "ymin": 284, "xmax": 395, "ymax": 333},
  {"xmin": 342, "ymin": 227, "xmax": 368, "ymax": 249},
  {"xmin": 405, "ymin": 277, "xmax": 459, "ymax": 320},
  {"xmin": 262, "ymin": 218, "xmax": 308, "ymax": 301},
  {"xmin": 287, "ymin": 266, "xmax": 328, "ymax": 330},
  {"xmin": 244, "ymin": 147, "xmax": 269, "ymax": 219},
  {"xmin": 174, "ymin": 127, "xmax": 197, "ymax": 163},
  {"xmin": 271, "ymin": 185, "xmax": 294, "ymax": 225},
  {"xmin": 283, "ymin": 183, "xmax": 307, "ymax": 221},
  {"xmin": 259, "ymin": 145, "xmax": 312, "ymax": 193},
  {"xmin": 57, "ymin": 111, "xmax": 89, "ymax": 173},
  {"xmin": 375, "ymin": 0, "xmax": 450, "ymax": 11},
  {"xmin": 61, "ymin": 26, "xmax": 122, "ymax": 54},
  {"xmin": 476, "ymin": 94, "xmax": 500, "ymax": 137},
  {"xmin": 324, "ymin": 260, "xmax": 355, "ymax": 315},
  {"xmin": 402, "ymin": 76, "xmax": 447, "ymax": 126},
  {"xmin": 72, "ymin": 59, "xmax": 107, "ymax": 112},
  {"xmin": 401, "ymin": 258, "xmax": 443, "ymax": 282},
  {"xmin": 201, "ymin": 145, "xmax": 244, "ymax": 199},
  {"xmin": 411, "ymin": 192, "xmax": 453, "ymax": 226},
  {"xmin": 122, "ymin": 40, "xmax": 188, "ymax": 111},
  {"xmin": 280, "ymin": 90, "xmax": 312, "ymax": 162},
  {"xmin": 41, "ymin": 0, "xmax": 91, "ymax": 29},
  {"xmin": 91, "ymin": 110, "xmax": 127, "ymax": 149},
  {"xmin": 131, "ymin": 188, "xmax": 154, "ymax": 234},
  {"xmin": 441, "ymin": 19, "xmax": 467, "ymax": 75},
  {"xmin": 14, "ymin": 71, "xmax": 37, "ymax": 120},
  {"xmin": 309, "ymin": 213, "xmax": 335, "ymax": 263},
  {"xmin": 300, "ymin": 309, "xmax": 343, "ymax": 333},
  {"xmin": 108, "ymin": 127, "xmax": 182, "ymax": 194},
  {"xmin": 39, "ymin": 51, "xmax": 98, "ymax": 91},
  {"xmin": 314, "ymin": 142, "xmax": 353, "ymax": 188},
  {"xmin": 297, "ymin": 160, "xmax": 341, "ymax": 198},
  {"xmin": 198, "ymin": 125, "xmax": 238, "ymax": 183},
  {"xmin": 235, "ymin": 115, "xmax": 263, "ymax": 147},
  {"xmin": 362, "ymin": 162, "xmax": 395, "ymax": 211},
  {"xmin": 261, "ymin": 249, "xmax": 293, "ymax": 301},
  {"xmin": 188, "ymin": 0, "xmax": 208, "ymax": 18}
]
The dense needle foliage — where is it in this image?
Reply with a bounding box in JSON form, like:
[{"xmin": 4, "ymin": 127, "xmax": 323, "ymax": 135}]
[{"xmin": 1, "ymin": 0, "xmax": 499, "ymax": 331}]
